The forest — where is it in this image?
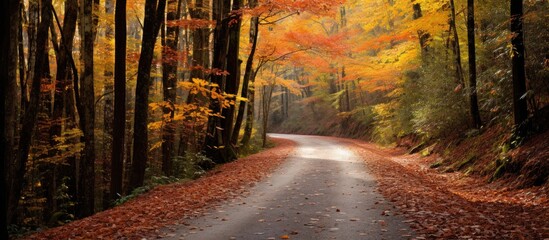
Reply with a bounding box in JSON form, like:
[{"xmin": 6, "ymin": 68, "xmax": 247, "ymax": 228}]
[{"xmin": 1, "ymin": 0, "xmax": 548, "ymax": 238}]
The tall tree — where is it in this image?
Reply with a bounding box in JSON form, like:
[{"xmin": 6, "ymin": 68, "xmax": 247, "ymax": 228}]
[
  {"xmin": 50, "ymin": 0, "xmax": 79, "ymax": 216},
  {"xmin": 232, "ymin": 0, "xmax": 259, "ymax": 146},
  {"xmin": 510, "ymin": 0, "xmax": 528, "ymax": 137},
  {"xmin": 188, "ymin": 0, "xmax": 209, "ymax": 83},
  {"xmin": 203, "ymin": 0, "xmax": 233, "ymax": 163},
  {"xmin": 102, "ymin": 0, "xmax": 115, "ymax": 209},
  {"xmin": 161, "ymin": 0, "xmax": 181, "ymax": 176},
  {"xmin": 129, "ymin": 0, "xmax": 167, "ymax": 190},
  {"xmin": 5, "ymin": 0, "xmax": 19, "ymax": 189},
  {"xmin": 221, "ymin": 0, "xmax": 242, "ymax": 156},
  {"xmin": 111, "ymin": 0, "xmax": 127, "ymax": 202},
  {"xmin": 78, "ymin": 0, "xmax": 97, "ymax": 218},
  {"xmin": 8, "ymin": 0, "xmax": 52, "ymax": 224},
  {"xmin": 1, "ymin": 0, "xmax": 13, "ymax": 237},
  {"xmin": 467, "ymin": 0, "xmax": 482, "ymax": 129},
  {"xmin": 449, "ymin": 0, "xmax": 465, "ymax": 87}
]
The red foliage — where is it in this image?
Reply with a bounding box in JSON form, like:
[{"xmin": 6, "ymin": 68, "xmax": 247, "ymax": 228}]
[{"xmin": 24, "ymin": 138, "xmax": 296, "ymax": 240}]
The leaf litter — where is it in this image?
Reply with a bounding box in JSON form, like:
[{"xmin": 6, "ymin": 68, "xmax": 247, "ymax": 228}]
[
  {"xmin": 344, "ymin": 138, "xmax": 549, "ymax": 240},
  {"xmin": 24, "ymin": 138, "xmax": 296, "ymax": 240}
]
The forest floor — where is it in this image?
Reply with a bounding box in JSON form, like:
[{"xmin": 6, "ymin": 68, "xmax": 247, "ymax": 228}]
[{"xmin": 22, "ymin": 135, "xmax": 548, "ymax": 239}]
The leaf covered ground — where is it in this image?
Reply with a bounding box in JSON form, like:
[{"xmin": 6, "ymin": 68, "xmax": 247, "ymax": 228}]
[
  {"xmin": 24, "ymin": 138, "xmax": 296, "ymax": 240},
  {"xmin": 345, "ymin": 138, "xmax": 549, "ymax": 239}
]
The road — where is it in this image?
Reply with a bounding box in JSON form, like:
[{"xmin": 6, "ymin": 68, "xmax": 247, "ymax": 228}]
[{"xmin": 163, "ymin": 134, "xmax": 414, "ymax": 239}]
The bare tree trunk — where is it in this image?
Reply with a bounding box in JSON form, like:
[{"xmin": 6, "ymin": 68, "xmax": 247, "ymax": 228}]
[
  {"xmin": 188, "ymin": 0, "xmax": 209, "ymax": 82},
  {"xmin": 5, "ymin": 0, "xmax": 19, "ymax": 196},
  {"xmin": 203, "ymin": 0, "xmax": 232, "ymax": 163},
  {"xmin": 449, "ymin": 0, "xmax": 465, "ymax": 87},
  {"xmin": 1, "ymin": 0, "xmax": 15, "ymax": 236},
  {"xmin": 24, "ymin": 0, "xmax": 40, "ymax": 111},
  {"xmin": 99, "ymin": 0, "xmax": 115, "ymax": 209},
  {"xmin": 161, "ymin": 0, "xmax": 180, "ymax": 176},
  {"xmin": 111, "ymin": 0, "xmax": 126, "ymax": 202},
  {"xmin": 129, "ymin": 0, "xmax": 166, "ymax": 190},
  {"xmin": 467, "ymin": 0, "xmax": 482, "ymax": 129},
  {"xmin": 510, "ymin": 0, "xmax": 528, "ymax": 137},
  {"xmin": 77, "ymin": 0, "xmax": 96, "ymax": 218},
  {"xmin": 262, "ymin": 75, "xmax": 276, "ymax": 148},
  {"xmin": 18, "ymin": 2, "xmax": 25, "ymax": 109},
  {"xmin": 220, "ymin": 0, "xmax": 242, "ymax": 158},
  {"xmin": 232, "ymin": 13, "xmax": 259, "ymax": 146}
]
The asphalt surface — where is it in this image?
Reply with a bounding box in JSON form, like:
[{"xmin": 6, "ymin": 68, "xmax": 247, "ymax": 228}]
[{"xmin": 162, "ymin": 134, "xmax": 414, "ymax": 239}]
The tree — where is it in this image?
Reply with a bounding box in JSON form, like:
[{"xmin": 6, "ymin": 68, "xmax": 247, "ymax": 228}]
[
  {"xmin": 130, "ymin": 0, "xmax": 167, "ymax": 190},
  {"xmin": 101, "ymin": 0, "xmax": 115, "ymax": 209},
  {"xmin": 188, "ymin": 0, "xmax": 210, "ymax": 83},
  {"xmin": 78, "ymin": 0, "xmax": 97, "ymax": 218},
  {"xmin": 510, "ymin": 0, "xmax": 528, "ymax": 137},
  {"xmin": 9, "ymin": 0, "xmax": 52, "ymax": 224},
  {"xmin": 221, "ymin": 0, "xmax": 243, "ymax": 154},
  {"xmin": 50, "ymin": 0, "xmax": 79, "ymax": 216},
  {"xmin": 467, "ymin": 0, "xmax": 482, "ymax": 129},
  {"xmin": 232, "ymin": 0, "xmax": 260, "ymax": 146},
  {"xmin": 203, "ymin": 0, "xmax": 234, "ymax": 163},
  {"xmin": 111, "ymin": 0, "xmax": 127, "ymax": 202},
  {"xmin": 1, "ymin": 0, "xmax": 13, "ymax": 236},
  {"xmin": 449, "ymin": 0, "xmax": 465, "ymax": 87},
  {"xmin": 161, "ymin": 0, "xmax": 181, "ymax": 176}
]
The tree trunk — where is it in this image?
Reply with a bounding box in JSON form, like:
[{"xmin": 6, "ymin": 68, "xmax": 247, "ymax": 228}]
[
  {"xmin": 24, "ymin": 0, "xmax": 40, "ymax": 111},
  {"xmin": 77, "ymin": 0, "xmax": 96, "ymax": 218},
  {"xmin": 111, "ymin": 0, "xmax": 126, "ymax": 202},
  {"xmin": 241, "ymin": 69, "xmax": 257, "ymax": 147},
  {"xmin": 99, "ymin": 0, "xmax": 115, "ymax": 209},
  {"xmin": 1, "ymin": 0, "xmax": 15, "ymax": 236},
  {"xmin": 161, "ymin": 0, "xmax": 180, "ymax": 176},
  {"xmin": 18, "ymin": 2, "xmax": 25, "ymax": 110},
  {"xmin": 203, "ymin": 0, "xmax": 232, "ymax": 163},
  {"xmin": 262, "ymin": 76, "xmax": 276, "ymax": 148},
  {"xmin": 466, "ymin": 0, "xmax": 482, "ymax": 129},
  {"xmin": 5, "ymin": 0, "xmax": 19, "ymax": 196},
  {"xmin": 449, "ymin": 0, "xmax": 465, "ymax": 87},
  {"xmin": 510, "ymin": 0, "xmax": 528, "ymax": 137},
  {"xmin": 188, "ymin": 0, "xmax": 209, "ymax": 82},
  {"xmin": 129, "ymin": 0, "xmax": 166, "ymax": 190},
  {"xmin": 220, "ymin": 0, "xmax": 242, "ymax": 157},
  {"xmin": 181, "ymin": 0, "xmax": 209, "ymax": 156},
  {"xmin": 8, "ymin": 0, "xmax": 51, "ymax": 224},
  {"xmin": 232, "ymin": 13, "xmax": 259, "ymax": 146},
  {"xmin": 51, "ymin": 1, "xmax": 80, "ymax": 218}
]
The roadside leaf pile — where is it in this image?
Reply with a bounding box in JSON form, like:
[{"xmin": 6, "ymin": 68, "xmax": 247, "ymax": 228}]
[
  {"xmin": 24, "ymin": 138, "xmax": 296, "ymax": 239},
  {"xmin": 346, "ymin": 139, "xmax": 549, "ymax": 239}
]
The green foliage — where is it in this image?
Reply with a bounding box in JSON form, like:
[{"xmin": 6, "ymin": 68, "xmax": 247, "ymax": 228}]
[
  {"xmin": 114, "ymin": 175, "xmax": 182, "ymax": 206},
  {"xmin": 172, "ymin": 152, "xmax": 215, "ymax": 179},
  {"xmin": 412, "ymin": 52, "xmax": 469, "ymax": 138},
  {"xmin": 48, "ymin": 177, "xmax": 75, "ymax": 227},
  {"xmin": 114, "ymin": 152, "xmax": 215, "ymax": 206},
  {"xmin": 490, "ymin": 157, "xmax": 511, "ymax": 182},
  {"xmin": 452, "ymin": 154, "xmax": 477, "ymax": 171},
  {"xmin": 238, "ymin": 132, "xmax": 271, "ymax": 157}
]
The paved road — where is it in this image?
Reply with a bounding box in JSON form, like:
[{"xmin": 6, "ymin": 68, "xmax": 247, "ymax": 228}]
[{"xmin": 163, "ymin": 134, "xmax": 414, "ymax": 239}]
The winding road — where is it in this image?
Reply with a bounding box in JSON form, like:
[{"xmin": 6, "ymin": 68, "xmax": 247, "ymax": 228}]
[{"xmin": 163, "ymin": 134, "xmax": 414, "ymax": 239}]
